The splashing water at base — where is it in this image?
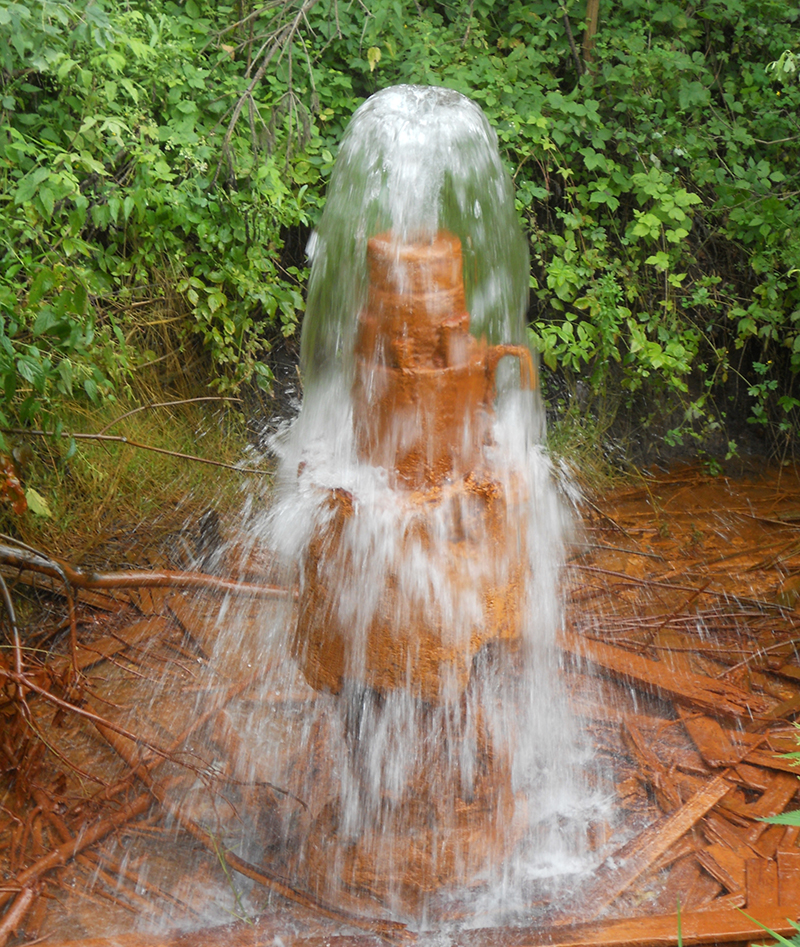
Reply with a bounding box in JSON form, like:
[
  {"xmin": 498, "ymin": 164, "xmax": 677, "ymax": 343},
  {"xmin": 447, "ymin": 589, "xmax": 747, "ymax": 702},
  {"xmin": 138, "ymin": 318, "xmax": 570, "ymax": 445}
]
[{"xmin": 211, "ymin": 85, "xmax": 613, "ymax": 926}]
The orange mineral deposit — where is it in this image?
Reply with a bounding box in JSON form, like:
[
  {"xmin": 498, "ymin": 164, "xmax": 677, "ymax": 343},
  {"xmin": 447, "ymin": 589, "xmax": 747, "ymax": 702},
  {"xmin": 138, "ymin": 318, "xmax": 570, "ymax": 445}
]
[{"xmin": 294, "ymin": 230, "xmax": 536, "ymax": 702}]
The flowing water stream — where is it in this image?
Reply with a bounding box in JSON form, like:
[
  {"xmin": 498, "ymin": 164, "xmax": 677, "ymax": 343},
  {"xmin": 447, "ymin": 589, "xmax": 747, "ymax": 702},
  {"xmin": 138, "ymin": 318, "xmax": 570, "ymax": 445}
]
[{"xmin": 208, "ymin": 85, "xmax": 612, "ymax": 926}]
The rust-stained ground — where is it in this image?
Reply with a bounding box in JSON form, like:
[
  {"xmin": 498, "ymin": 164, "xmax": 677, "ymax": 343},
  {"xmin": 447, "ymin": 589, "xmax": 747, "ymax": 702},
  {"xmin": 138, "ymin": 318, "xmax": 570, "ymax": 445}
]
[{"xmin": 3, "ymin": 462, "xmax": 800, "ymax": 946}]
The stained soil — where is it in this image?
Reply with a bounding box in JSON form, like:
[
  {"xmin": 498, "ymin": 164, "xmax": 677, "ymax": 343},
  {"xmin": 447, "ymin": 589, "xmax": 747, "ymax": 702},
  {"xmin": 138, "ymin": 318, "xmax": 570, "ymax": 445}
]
[{"xmin": 3, "ymin": 461, "xmax": 800, "ymax": 946}]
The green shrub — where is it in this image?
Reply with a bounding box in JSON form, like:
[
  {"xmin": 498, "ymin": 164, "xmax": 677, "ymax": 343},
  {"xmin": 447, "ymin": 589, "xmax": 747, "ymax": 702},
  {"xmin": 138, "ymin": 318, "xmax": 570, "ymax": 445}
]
[{"xmin": 3, "ymin": 0, "xmax": 800, "ymax": 459}]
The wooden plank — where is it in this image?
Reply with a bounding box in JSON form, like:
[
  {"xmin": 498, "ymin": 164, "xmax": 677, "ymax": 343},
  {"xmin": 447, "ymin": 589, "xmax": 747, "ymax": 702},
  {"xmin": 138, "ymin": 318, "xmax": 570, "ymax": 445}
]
[
  {"xmin": 742, "ymin": 748, "xmax": 800, "ymax": 776},
  {"xmin": 704, "ymin": 811, "xmax": 760, "ymax": 850},
  {"xmin": 778, "ymin": 850, "xmax": 800, "ymax": 908},
  {"xmin": 679, "ymin": 711, "xmax": 753, "ymax": 768},
  {"xmin": 720, "ymin": 771, "xmax": 799, "ymax": 821},
  {"xmin": 755, "ymin": 825, "xmax": 787, "ymax": 858},
  {"xmin": 783, "ymin": 825, "xmax": 800, "ymax": 848},
  {"xmin": 623, "ymin": 721, "xmax": 682, "ymax": 812},
  {"xmin": 42, "ymin": 906, "xmax": 800, "ymax": 947},
  {"xmin": 461, "ymin": 908, "xmax": 800, "ymax": 947},
  {"xmin": 566, "ymin": 774, "xmax": 733, "ymax": 921},
  {"xmin": 696, "ymin": 842, "xmax": 746, "ymax": 894},
  {"xmin": 746, "ymin": 856, "xmax": 778, "ymax": 907},
  {"xmin": 560, "ymin": 633, "xmax": 774, "ymax": 719},
  {"xmin": 734, "ymin": 763, "xmax": 772, "ymax": 791},
  {"xmin": 127, "ymin": 586, "xmax": 176, "ymax": 616},
  {"xmin": 651, "ymin": 855, "xmax": 722, "ymax": 913}
]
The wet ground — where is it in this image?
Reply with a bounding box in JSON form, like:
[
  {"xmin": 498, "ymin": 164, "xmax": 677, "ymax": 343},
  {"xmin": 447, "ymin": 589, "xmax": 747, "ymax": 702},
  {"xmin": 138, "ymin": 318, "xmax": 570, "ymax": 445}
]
[{"xmin": 2, "ymin": 461, "xmax": 800, "ymax": 946}]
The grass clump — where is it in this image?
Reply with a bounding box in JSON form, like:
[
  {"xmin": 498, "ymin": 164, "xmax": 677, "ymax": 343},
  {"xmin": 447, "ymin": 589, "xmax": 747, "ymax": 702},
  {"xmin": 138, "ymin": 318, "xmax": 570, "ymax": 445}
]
[{"xmin": 0, "ymin": 380, "xmax": 265, "ymax": 568}]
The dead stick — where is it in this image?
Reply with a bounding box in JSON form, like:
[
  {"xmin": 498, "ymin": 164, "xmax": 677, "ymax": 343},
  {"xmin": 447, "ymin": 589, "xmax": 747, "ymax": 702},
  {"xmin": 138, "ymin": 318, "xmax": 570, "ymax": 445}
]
[
  {"xmin": 82, "ymin": 849, "xmax": 198, "ymax": 919},
  {"xmin": 0, "ymin": 886, "xmax": 36, "ymax": 947},
  {"xmin": 97, "ymin": 397, "xmax": 242, "ymax": 435},
  {"xmin": 0, "ymin": 571, "xmax": 28, "ymax": 715},
  {"xmin": 33, "ymin": 792, "xmax": 175, "ymax": 926},
  {"xmin": 1, "ymin": 670, "xmax": 266, "ymax": 929},
  {"xmin": 640, "ymin": 581, "xmax": 712, "ymax": 646},
  {"xmin": 0, "ymin": 544, "xmax": 295, "ymax": 599},
  {"xmin": 0, "ymin": 665, "xmax": 212, "ymax": 769},
  {"xmin": 569, "ymin": 562, "xmax": 789, "ymax": 612},
  {"xmin": 0, "ymin": 786, "xmax": 170, "ymax": 911},
  {"xmin": 0, "ymin": 544, "xmax": 82, "ymax": 681},
  {"xmin": 87, "ymin": 674, "xmax": 259, "ymax": 810}
]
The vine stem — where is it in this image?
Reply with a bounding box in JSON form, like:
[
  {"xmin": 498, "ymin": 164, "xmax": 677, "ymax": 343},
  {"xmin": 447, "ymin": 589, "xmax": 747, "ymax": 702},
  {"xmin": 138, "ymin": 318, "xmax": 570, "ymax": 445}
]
[
  {"xmin": 96, "ymin": 396, "xmax": 241, "ymax": 435},
  {"xmin": 1, "ymin": 428, "xmax": 269, "ymax": 474}
]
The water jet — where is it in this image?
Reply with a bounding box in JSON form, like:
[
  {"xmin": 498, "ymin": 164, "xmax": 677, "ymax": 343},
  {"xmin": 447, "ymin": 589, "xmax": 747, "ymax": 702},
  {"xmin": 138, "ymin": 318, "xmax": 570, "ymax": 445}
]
[{"xmin": 261, "ymin": 84, "xmax": 596, "ymax": 921}]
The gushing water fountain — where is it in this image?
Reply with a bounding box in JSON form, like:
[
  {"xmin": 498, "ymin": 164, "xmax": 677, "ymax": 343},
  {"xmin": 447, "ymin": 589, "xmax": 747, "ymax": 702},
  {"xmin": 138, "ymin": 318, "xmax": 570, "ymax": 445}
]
[{"xmin": 248, "ymin": 84, "xmax": 601, "ymax": 924}]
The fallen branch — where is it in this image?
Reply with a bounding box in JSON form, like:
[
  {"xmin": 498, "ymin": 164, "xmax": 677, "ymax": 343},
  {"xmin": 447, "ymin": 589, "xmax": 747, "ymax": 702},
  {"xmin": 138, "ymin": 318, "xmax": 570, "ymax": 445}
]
[
  {"xmin": 568, "ymin": 562, "xmax": 792, "ymax": 614},
  {"xmin": 0, "ymin": 787, "xmax": 164, "ymax": 912},
  {"xmin": 0, "ymin": 668, "xmax": 254, "ymax": 928},
  {"xmin": 96, "ymin": 397, "xmax": 242, "ymax": 435},
  {"xmin": 0, "ymin": 885, "xmax": 36, "ymax": 947},
  {"xmin": 0, "ymin": 664, "xmax": 217, "ymax": 771},
  {"xmin": 0, "ymin": 543, "xmax": 295, "ymax": 600}
]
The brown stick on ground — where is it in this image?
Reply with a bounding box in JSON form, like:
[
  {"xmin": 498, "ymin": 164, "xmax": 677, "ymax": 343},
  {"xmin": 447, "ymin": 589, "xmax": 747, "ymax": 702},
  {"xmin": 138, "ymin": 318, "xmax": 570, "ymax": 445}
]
[
  {"xmin": 0, "ymin": 788, "xmax": 162, "ymax": 912},
  {"xmin": 0, "ymin": 672, "xmax": 259, "ymax": 925},
  {"xmin": 0, "ymin": 543, "xmax": 295, "ymax": 600},
  {"xmin": 0, "ymin": 886, "xmax": 36, "ymax": 947}
]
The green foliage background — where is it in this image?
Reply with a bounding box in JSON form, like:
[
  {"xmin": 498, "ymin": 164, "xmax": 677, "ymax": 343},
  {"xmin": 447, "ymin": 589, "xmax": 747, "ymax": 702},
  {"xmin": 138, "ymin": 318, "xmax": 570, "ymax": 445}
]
[{"xmin": 2, "ymin": 0, "xmax": 799, "ymax": 459}]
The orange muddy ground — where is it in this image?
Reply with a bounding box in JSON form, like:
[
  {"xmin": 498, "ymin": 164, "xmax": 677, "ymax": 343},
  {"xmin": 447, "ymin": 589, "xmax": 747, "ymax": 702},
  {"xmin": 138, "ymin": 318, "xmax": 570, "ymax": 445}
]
[{"xmin": 2, "ymin": 462, "xmax": 800, "ymax": 946}]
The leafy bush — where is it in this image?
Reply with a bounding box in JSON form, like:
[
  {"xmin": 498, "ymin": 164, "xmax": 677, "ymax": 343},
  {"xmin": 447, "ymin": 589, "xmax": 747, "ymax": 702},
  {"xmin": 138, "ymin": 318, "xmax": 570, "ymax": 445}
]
[
  {"xmin": 194, "ymin": 0, "xmax": 800, "ymax": 456},
  {"xmin": 3, "ymin": 0, "xmax": 800, "ymax": 460},
  {"xmin": 0, "ymin": 0, "xmax": 309, "ymax": 444}
]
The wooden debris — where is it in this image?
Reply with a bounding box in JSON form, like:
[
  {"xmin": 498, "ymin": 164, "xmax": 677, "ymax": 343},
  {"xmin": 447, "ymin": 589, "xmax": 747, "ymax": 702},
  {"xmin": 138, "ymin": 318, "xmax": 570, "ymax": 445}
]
[
  {"xmin": 746, "ymin": 856, "xmax": 779, "ymax": 907},
  {"xmin": 696, "ymin": 841, "xmax": 746, "ymax": 895},
  {"xmin": 49, "ymin": 617, "xmax": 173, "ymax": 674},
  {"xmin": 571, "ymin": 774, "xmax": 733, "ymax": 921},
  {"xmin": 777, "ymin": 850, "xmax": 800, "ymax": 907},
  {"xmin": 678, "ymin": 710, "xmax": 757, "ymax": 768},
  {"xmin": 5, "ymin": 465, "xmax": 800, "ymax": 945},
  {"xmin": 561, "ymin": 633, "xmax": 774, "ymax": 719},
  {"xmin": 0, "ymin": 788, "xmax": 160, "ymax": 913}
]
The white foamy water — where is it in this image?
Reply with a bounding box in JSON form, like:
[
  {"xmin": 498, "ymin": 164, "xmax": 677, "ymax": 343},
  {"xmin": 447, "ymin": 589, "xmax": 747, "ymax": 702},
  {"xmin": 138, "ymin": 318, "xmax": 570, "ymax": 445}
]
[
  {"xmin": 301, "ymin": 84, "xmax": 529, "ymax": 385},
  {"xmin": 198, "ymin": 85, "xmax": 612, "ymax": 928}
]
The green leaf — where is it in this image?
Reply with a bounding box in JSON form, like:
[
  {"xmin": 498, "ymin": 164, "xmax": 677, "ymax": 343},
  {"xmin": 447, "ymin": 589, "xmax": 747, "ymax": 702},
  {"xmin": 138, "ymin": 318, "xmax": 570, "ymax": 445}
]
[
  {"xmin": 763, "ymin": 810, "xmax": 800, "ymax": 826},
  {"xmin": 25, "ymin": 488, "xmax": 52, "ymax": 518},
  {"xmin": 29, "ymin": 269, "xmax": 55, "ymax": 307},
  {"xmin": 33, "ymin": 308, "xmax": 57, "ymax": 336},
  {"xmin": 38, "ymin": 186, "xmax": 55, "ymax": 219},
  {"xmin": 14, "ymin": 167, "xmax": 51, "ymax": 204},
  {"xmin": 645, "ymin": 252, "xmax": 671, "ymax": 271}
]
